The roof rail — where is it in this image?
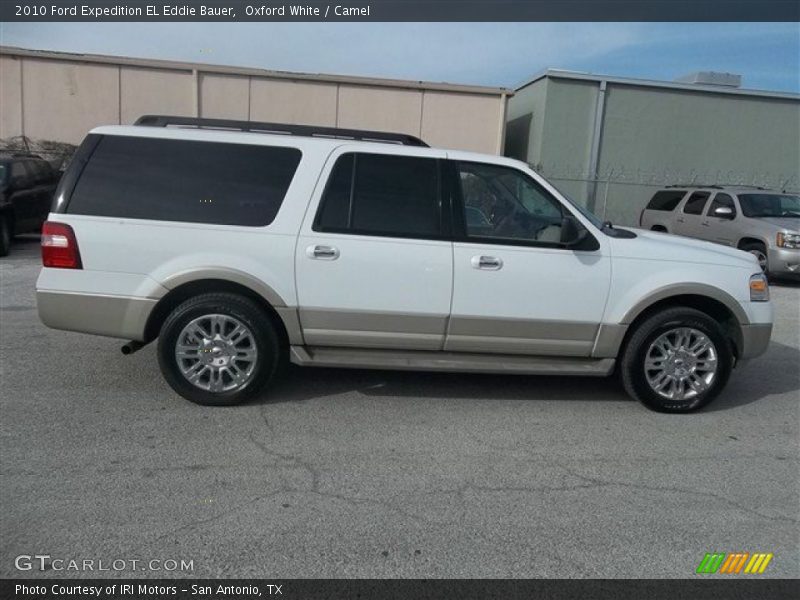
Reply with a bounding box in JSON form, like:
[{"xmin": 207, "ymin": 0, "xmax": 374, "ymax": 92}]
[
  {"xmin": 665, "ymin": 184, "xmax": 723, "ymax": 189},
  {"xmin": 713, "ymin": 183, "xmax": 768, "ymax": 190},
  {"xmin": 134, "ymin": 115, "xmax": 429, "ymax": 147}
]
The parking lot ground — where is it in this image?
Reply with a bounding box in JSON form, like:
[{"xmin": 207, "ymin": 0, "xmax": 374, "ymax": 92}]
[{"xmin": 1, "ymin": 235, "xmax": 798, "ymax": 578}]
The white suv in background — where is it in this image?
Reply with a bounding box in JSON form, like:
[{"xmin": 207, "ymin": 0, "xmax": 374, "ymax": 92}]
[
  {"xmin": 640, "ymin": 185, "xmax": 800, "ymax": 279},
  {"xmin": 36, "ymin": 116, "xmax": 773, "ymax": 412}
]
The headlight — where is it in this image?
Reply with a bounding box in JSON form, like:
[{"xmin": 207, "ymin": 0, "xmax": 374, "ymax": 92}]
[
  {"xmin": 777, "ymin": 232, "xmax": 800, "ymax": 249},
  {"xmin": 749, "ymin": 273, "xmax": 769, "ymax": 302}
]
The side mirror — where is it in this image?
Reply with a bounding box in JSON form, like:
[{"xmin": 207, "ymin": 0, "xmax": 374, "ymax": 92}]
[
  {"xmin": 560, "ymin": 215, "xmax": 589, "ymax": 247},
  {"xmin": 713, "ymin": 206, "xmax": 735, "ymax": 220}
]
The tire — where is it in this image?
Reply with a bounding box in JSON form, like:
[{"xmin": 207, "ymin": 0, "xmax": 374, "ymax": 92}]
[
  {"xmin": 741, "ymin": 241, "xmax": 768, "ymax": 275},
  {"xmin": 619, "ymin": 307, "xmax": 733, "ymax": 413},
  {"xmin": 157, "ymin": 292, "xmax": 283, "ymax": 406},
  {"xmin": 0, "ymin": 215, "xmax": 10, "ymax": 257}
]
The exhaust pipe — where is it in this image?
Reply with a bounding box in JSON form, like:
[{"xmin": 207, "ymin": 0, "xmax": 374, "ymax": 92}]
[{"xmin": 121, "ymin": 340, "xmax": 145, "ymax": 355}]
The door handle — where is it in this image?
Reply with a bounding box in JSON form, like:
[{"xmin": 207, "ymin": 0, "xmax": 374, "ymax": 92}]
[
  {"xmin": 701, "ymin": 221, "xmax": 710, "ymax": 227},
  {"xmin": 306, "ymin": 245, "xmax": 340, "ymax": 260},
  {"xmin": 471, "ymin": 255, "xmax": 503, "ymax": 270},
  {"xmin": 676, "ymin": 217, "xmax": 685, "ymax": 223}
]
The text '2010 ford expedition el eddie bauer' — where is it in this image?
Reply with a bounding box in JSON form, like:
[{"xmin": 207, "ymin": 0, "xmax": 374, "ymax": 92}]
[{"xmin": 36, "ymin": 116, "xmax": 773, "ymax": 412}]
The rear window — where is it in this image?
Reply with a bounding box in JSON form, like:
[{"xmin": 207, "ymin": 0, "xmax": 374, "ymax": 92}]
[
  {"xmin": 68, "ymin": 135, "xmax": 301, "ymax": 227},
  {"xmin": 646, "ymin": 190, "xmax": 686, "ymax": 211}
]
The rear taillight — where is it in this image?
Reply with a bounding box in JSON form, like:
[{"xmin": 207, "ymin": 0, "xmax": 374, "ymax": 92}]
[{"xmin": 42, "ymin": 221, "xmax": 82, "ymax": 269}]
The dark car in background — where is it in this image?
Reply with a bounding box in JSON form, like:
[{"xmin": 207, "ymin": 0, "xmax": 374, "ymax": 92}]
[{"xmin": 0, "ymin": 155, "xmax": 60, "ymax": 256}]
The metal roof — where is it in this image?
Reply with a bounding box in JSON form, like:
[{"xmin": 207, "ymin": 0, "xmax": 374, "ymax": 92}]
[
  {"xmin": 516, "ymin": 69, "xmax": 800, "ymax": 102},
  {"xmin": 0, "ymin": 45, "xmax": 513, "ymax": 97}
]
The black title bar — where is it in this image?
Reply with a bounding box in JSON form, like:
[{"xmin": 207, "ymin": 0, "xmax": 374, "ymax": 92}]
[
  {"xmin": 3, "ymin": 579, "xmax": 800, "ymax": 600},
  {"xmin": 2, "ymin": 0, "xmax": 799, "ymax": 22}
]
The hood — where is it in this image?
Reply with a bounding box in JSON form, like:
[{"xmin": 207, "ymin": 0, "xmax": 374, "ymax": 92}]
[
  {"xmin": 612, "ymin": 229, "xmax": 758, "ymax": 270},
  {"xmin": 751, "ymin": 216, "xmax": 800, "ymax": 232}
]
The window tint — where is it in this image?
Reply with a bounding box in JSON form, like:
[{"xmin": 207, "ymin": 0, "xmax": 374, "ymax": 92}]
[
  {"xmin": 10, "ymin": 161, "xmax": 27, "ymax": 182},
  {"xmin": 682, "ymin": 191, "xmax": 711, "ymax": 215},
  {"xmin": 457, "ymin": 161, "xmax": 564, "ymax": 244},
  {"xmin": 706, "ymin": 193, "xmax": 736, "ymax": 217},
  {"xmin": 316, "ymin": 154, "xmax": 354, "ymax": 231},
  {"xmin": 739, "ymin": 193, "xmax": 800, "ymax": 218},
  {"xmin": 315, "ymin": 153, "xmax": 440, "ymax": 238},
  {"xmin": 37, "ymin": 160, "xmax": 53, "ymax": 179},
  {"xmin": 26, "ymin": 160, "xmax": 47, "ymax": 183},
  {"xmin": 647, "ymin": 190, "xmax": 686, "ymax": 211},
  {"xmin": 68, "ymin": 135, "xmax": 301, "ymax": 226}
]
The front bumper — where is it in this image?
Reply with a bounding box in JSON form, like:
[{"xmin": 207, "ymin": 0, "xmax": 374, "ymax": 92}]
[
  {"xmin": 767, "ymin": 247, "xmax": 800, "ymax": 278},
  {"xmin": 738, "ymin": 323, "xmax": 773, "ymax": 360}
]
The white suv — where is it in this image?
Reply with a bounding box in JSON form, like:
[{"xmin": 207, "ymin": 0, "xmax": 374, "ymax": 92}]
[{"xmin": 36, "ymin": 116, "xmax": 773, "ymax": 412}]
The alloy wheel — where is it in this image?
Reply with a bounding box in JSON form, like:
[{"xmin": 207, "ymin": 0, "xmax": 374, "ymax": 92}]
[
  {"xmin": 174, "ymin": 314, "xmax": 258, "ymax": 393},
  {"xmin": 644, "ymin": 327, "xmax": 718, "ymax": 401}
]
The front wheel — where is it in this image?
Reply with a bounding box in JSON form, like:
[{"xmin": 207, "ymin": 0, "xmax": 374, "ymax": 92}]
[
  {"xmin": 741, "ymin": 242, "xmax": 768, "ymax": 274},
  {"xmin": 619, "ymin": 307, "xmax": 733, "ymax": 412},
  {"xmin": 157, "ymin": 293, "xmax": 282, "ymax": 406}
]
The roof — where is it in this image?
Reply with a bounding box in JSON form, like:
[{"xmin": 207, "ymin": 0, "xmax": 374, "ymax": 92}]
[
  {"xmin": 516, "ymin": 69, "xmax": 800, "ymax": 102},
  {"xmin": 660, "ymin": 184, "xmax": 791, "ymax": 194},
  {"xmin": 89, "ymin": 124, "xmax": 529, "ymax": 171},
  {"xmin": 0, "ymin": 45, "xmax": 513, "ymax": 97}
]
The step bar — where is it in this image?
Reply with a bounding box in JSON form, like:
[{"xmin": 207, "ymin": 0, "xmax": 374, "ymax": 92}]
[{"xmin": 289, "ymin": 346, "xmax": 615, "ymax": 377}]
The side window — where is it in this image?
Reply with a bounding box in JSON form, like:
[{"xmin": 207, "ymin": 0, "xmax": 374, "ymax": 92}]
[
  {"xmin": 35, "ymin": 160, "xmax": 53, "ymax": 181},
  {"xmin": 706, "ymin": 193, "xmax": 736, "ymax": 217},
  {"xmin": 68, "ymin": 136, "xmax": 301, "ymax": 227},
  {"xmin": 9, "ymin": 161, "xmax": 27, "ymax": 184},
  {"xmin": 315, "ymin": 152, "xmax": 441, "ymax": 238},
  {"xmin": 456, "ymin": 161, "xmax": 564, "ymax": 244},
  {"xmin": 26, "ymin": 160, "xmax": 44, "ymax": 183},
  {"xmin": 682, "ymin": 191, "xmax": 711, "ymax": 215},
  {"xmin": 646, "ymin": 190, "xmax": 686, "ymax": 211}
]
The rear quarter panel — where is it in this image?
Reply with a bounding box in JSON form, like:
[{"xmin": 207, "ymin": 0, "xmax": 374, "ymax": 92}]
[
  {"xmin": 640, "ymin": 208, "xmax": 675, "ymax": 231},
  {"xmin": 38, "ymin": 140, "xmax": 332, "ymax": 307}
]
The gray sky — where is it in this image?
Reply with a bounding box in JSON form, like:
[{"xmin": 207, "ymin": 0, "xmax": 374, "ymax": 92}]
[{"xmin": 1, "ymin": 22, "xmax": 798, "ymax": 91}]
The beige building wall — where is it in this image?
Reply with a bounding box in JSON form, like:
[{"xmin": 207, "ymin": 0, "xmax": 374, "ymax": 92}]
[
  {"xmin": 199, "ymin": 73, "xmax": 249, "ymax": 119},
  {"xmin": 120, "ymin": 67, "xmax": 194, "ymax": 124},
  {"xmin": 422, "ymin": 91, "xmax": 507, "ymax": 154},
  {"xmin": 20, "ymin": 57, "xmax": 120, "ymax": 143},
  {"xmin": 337, "ymin": 85, "xmax": 423, "ymax": 135},
  {"xmin": 0, "ymin": 56, "xmax": 23, "ymax": 138},
  {"xmin": 0, "ymin": 47, "xmax": 510, "ymax": 153},
  {"xmin": 250, "ymin": 79, "xmax": 338, "ymax": 126}
]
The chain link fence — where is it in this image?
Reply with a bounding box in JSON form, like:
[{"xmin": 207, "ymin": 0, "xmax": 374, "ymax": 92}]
[
  {"xmin": 2, "ymin": 137, "xmax": 797, "ymax": 228},
  {"xmin": 0, "ymin": 136, "xmax": 77, "ymax": 170},
  {"xmin": 536, "ymin": 163, "xmax": 800, "ymax": 226}
]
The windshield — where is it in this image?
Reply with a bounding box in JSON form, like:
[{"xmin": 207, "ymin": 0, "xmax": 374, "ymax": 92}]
[
  {"xmin": 739, "ymin": 193, "xmax": 800, "ymax": 218},
  {"xmin": 544, "ymin": 179, "xmax": 604, "ymax": 229}
]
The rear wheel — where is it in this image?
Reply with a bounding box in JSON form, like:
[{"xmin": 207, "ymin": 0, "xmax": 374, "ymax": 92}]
[
  {"xmin": 741, "ymin": 241, "xmax": 768, "ymax": 274},
  {"xmin": 0, "ymin": 215, "xmax": 11, "ymax": 257},
  {"xmin": 619, "ymin": 307, "xmax": 733, "ymax": 412},
  {"xmin": 157, "ymin": 293, "xmax": 282, "ymax": 406}
]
